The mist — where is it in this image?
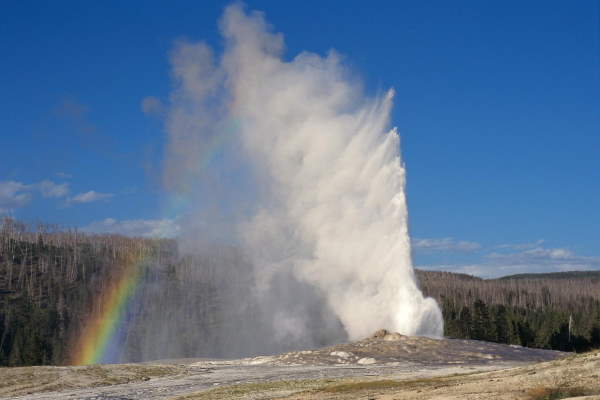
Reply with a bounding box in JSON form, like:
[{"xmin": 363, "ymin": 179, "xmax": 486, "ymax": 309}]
[{"xmin": 130, "ymin": 4, "xmax": 443, "ymax": 360}]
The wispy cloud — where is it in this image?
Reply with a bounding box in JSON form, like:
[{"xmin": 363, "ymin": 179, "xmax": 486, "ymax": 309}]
[
  {"xmin": 418, "ymin": 245, "xmax": 600, "ymax": 278},
  {"xmin": 81, "ymin": 218, "xmax": 180, "ymax": 238},
  {"xmin": 1, "ymin": 178, "xmax": 116, "ymax": 211},
  {"xmin": 495, "ymin": 239, "xmax": 545, "ymax": 250},
  {"xmin": 38, "ymin": 180, "xmax": 69, "ymax": 198},
  {"xmin": 69, "ymin": 191, "xmax": 113, "ymax": 204},
  {"xmin": 0, "ymin": 181, "xmax": 32, "ymax": 213},
  {"xmin": 55, "ymin": 172, "xmax": 72, "ymax": 179},
  {"xmin": 412, "ymin": 237, "xmax": 481, "ymax": 252},
  {"xmin": 0, "ymin": 179, "xmax": 72, "ymax": 213},
  {"xmin": 486, "ymin": 246, "xmax": 600, "ymax": 269}
]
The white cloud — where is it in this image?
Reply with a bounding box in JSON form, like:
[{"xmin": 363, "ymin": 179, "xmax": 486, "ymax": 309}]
[
  {"xmin": 412, "ymin": 237, "xmax": 481, "ymax": 252},
  {"xmin": 0, "ymin": 181, "xmax": 32, "ymax": 213},
  {"xmin": 69, "ymin": 190, "xmax": 113, "ymax": 204},
  {"xmin": 38, "ymin": 180, "xmax": 69, "ymax": 198},
  {"xmin": 1, "ymin": 179, "xmax": 115, "ymax": 212},
  {"xmin": 81, "ymin": 218, "xmax": 180, "ymax": 238}
]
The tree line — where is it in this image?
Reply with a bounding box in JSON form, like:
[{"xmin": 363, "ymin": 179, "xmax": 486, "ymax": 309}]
[
  {"xmin": 1, "ymin": 217, "xmax": 599, "ymax": 366},
  {"xmin": 416, "ymin": 269, "xmax": 600, "ymax": 352},
  {"xmin": 0, "ymin": 218, "xmax": 177, "ymax": 365},
  {"xmin": 0, "ymin": 218, "xmax": 270, "ymax": 366}
]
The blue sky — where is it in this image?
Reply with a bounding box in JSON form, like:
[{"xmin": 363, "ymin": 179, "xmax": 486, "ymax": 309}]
[{"xmin": 1, "ymin": 1, "xmax": 598, "ymax": 277}]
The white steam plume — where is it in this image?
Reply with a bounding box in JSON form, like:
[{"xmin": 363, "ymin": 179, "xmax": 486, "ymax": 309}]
[{"xmin": 164, "ymin": 4, "xmax": 443, "ymax": 344}]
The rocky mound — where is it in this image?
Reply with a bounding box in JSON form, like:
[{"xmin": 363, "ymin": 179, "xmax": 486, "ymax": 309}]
[{"xmin": 193, "ymin": 330, "xmax": 564, "ymax": 368}]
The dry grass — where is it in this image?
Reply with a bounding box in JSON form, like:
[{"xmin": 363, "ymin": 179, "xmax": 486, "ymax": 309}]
[
  {"xmin": 321, "ymin": 380, "xmax": 405, "ymax": 393},
  {"xmin": 0, "ymin": 363, "xmax": 183, "ymax": 397},
  {"xmin": 228, "ymin": 351, "xmax": 599, "ymax": 400},
  {"xmin": 173, "ymin": 379, "xmax": 333, "ymax": 400},
  {"xmin": 171, "ymin": 374, "xmax": 476, "ymax": 400},
  {"xmin": 525, "ymin": 385, "xmax": 596, "ymax": 400}
]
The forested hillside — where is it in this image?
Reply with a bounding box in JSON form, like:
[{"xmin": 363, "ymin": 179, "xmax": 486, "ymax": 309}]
[
  {"xmin": 1, "ymin": 218, "xmax": 599, "ymax": 367},
  {"xmin": 0, "ymin": 218, "xmax": 177, "ymax": 366},
  {"xmin": 416, "ymin": 270, "xmax": 600, "ymax": 352},
  {"xmin": 0, "ymin": 218, "xmax": 278, "ymax": 366},
  {"xmin": 498, "ymin": 271, "xmax": 600, "ymax": 280}
]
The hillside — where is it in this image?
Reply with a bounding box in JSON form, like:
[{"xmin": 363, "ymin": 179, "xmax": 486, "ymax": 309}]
[
  {"xmin": 497, "ymin": 270, "xmax": 600, "ymax": 281},
  {"xmin": 416, "ymin": 269, "xmax": 600, "ymax": 352}
]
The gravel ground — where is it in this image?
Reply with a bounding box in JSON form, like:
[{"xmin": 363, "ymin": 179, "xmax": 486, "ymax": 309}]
[{"xmin": 1, "ymin": 333, "xmax": 569, "ymax": 400}]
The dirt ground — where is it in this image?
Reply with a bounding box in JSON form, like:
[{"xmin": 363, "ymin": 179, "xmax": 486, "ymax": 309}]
[
  {"xmin": 175, "ymin": 344, "xmax": 600, "ymax": 400},
  {"xmin": 2, "ymin": 333, "xmax": 597, "ymax": 400}
]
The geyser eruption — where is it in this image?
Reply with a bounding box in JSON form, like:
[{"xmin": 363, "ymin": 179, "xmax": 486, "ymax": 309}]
[{"xmin": 163, "ymin": 4, "xmax": 443, "ymax": 347}]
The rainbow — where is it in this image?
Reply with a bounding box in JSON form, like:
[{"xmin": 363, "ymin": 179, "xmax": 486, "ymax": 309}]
[
  {"xmin": 70, "ymin": 253, "xmax": 145, "ymax": 365},
  {"xmin": 71, "ymin": 121, "xmax": 239, "ymax": 365}
]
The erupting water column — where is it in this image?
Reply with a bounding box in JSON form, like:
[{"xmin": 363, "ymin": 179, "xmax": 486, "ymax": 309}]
[{"xmin": 164, "ymin": 4, "xmax": 444, "ymax": 346}]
